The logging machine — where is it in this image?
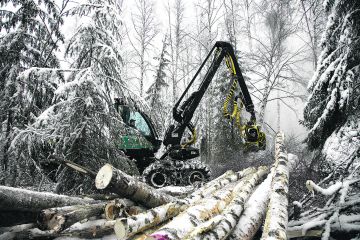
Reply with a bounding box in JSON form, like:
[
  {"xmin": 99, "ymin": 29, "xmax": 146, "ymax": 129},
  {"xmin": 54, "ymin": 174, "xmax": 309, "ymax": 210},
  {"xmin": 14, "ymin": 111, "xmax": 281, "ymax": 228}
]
[{"xmin": 115, "ymin": 41, "xmax": 266, "ymax": 188}]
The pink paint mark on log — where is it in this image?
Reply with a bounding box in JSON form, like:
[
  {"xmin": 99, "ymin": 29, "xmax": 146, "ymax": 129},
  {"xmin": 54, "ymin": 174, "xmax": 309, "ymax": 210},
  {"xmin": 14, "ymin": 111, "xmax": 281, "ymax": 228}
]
[{"xmin": 150, "ymin": 234, "xmax": 170, "ymax": 240}]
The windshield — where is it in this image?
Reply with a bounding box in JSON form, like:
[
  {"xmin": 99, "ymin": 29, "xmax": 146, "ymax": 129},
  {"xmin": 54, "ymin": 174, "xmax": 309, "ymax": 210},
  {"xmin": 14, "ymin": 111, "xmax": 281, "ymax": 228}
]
[{"xmin": 128, "ymin": 111, "xmax": 151, "ymax": 136}]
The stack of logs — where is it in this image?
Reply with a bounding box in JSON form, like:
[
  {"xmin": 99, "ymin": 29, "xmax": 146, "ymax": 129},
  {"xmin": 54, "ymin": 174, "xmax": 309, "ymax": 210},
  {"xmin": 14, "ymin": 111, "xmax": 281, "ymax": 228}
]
[{"xmin": 0, "ymin": 132, "xmax": 290, "ymax": 240}]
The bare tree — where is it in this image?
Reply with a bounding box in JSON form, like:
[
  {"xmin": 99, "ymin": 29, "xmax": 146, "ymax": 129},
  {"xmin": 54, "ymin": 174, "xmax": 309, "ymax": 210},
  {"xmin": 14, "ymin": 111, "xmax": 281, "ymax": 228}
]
[
  {"xmin": 129, "ymin": 0, "xmax": 158, "ymax": 97},
  {"xmin": 249, "ymin": 1, "xmax": 306, "ymax": 125},
  {"xmin": 298, "ymin": 0, "xmax": 326, "ymax": 69},
  {"xmin": 166, "ymin": 0, "xmax": 186, "ymax": 104}
]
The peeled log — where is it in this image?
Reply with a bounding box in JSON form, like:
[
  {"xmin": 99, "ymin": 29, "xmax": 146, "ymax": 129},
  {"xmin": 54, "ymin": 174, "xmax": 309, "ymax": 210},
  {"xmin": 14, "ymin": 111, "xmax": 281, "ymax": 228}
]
[
  {"xmin": 187, "ymin": 166, "xmax": 269, "ymax": 240},
  {"xmin": 0, "ymin": 186, "xmax": 96, "ymax": 212},
  {"xmin": 37, "ymin": 202, "xmax": 107, "ymax": 232},
  {"xmin": 95, "ymin": 164, "xmax": 179, "ymax": 208},
  {"xmin": 261, "ymin": 132, "xmax": 289, "ymax": 240},
  {"xmin": 230, "ymin": 168, "xmax": 274, "ymax": 240}
]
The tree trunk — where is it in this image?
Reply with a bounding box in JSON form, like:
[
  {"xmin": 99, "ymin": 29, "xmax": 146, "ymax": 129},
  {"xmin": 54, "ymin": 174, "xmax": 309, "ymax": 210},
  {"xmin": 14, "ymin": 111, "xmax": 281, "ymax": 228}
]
[
  {"xmin": 261, "ymin": 132, "xmax": 289, "ymax": 240},
  {"xmin": 185, "ymin": 167, "xmax": 256, "ymax": 204},
  {"xmin": 37, "ymin": 202, "xmax": 107, "ymax": 232},
  {"xmin": 230, "ymin": 168, "xmax": 274, "ymax": 240},
  {"xmin": 146, "ymin": 174, "xmax": 251, "ymax": 240},
  {"xmin": 104, "ymin": 200, "xmax": 145, "ymax": 220},
  {"xmin": 0, "ymin": 186, "xmax": 96, "ymax": 212},
  {"xmin": 114, "ymin": 202, "xmax": 185, "ymax": 239},
  {"xmin": 95, "ymin": 164, "xmax": 179, "ymax": 208},
  {"xmin": 186, "ymin": 166, "xmax": 269, "ymax": 240}
]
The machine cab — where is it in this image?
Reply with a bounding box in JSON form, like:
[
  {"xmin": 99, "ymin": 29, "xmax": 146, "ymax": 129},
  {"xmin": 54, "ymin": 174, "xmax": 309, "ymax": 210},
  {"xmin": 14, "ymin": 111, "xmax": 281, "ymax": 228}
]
[{"xmin": 114, "ymin": 98, "xmax": 161, "ymax": 156}]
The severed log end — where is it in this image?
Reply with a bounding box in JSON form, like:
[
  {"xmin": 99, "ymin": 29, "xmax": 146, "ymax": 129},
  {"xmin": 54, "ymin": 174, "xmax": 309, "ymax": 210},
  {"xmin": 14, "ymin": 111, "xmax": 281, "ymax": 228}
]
[
  {"xmin": 114, "ymin": 219, "xmax": 128, "ymax": 239},
  {"xmin": 37, "ymin": 209, "xmax": 66, "ymax": 232},
  {"xmin": 95, "ymin": 164, "xmax": 113, "ymax": 189},
  {"xmin": 105, "ymin": 202, "xmax": 122, "ymax": 221}
]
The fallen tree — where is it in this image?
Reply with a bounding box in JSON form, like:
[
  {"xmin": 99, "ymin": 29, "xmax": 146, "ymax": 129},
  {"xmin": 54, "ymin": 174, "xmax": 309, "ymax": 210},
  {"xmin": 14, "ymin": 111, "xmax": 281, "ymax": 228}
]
[
  {"xmin": 0, "ymin": 186, "xmax": 97, "ymax": 212},
  {"xmin": 95, "ymin": 164, "xmax": 179, "ymax": 208},
  {"xmin": 185, "ymin": 166, "xmax": 269, "ymax": 240},
  {"xmin": 261, "ymin": 132, "xmax": 289, "ymax": 240},
  {"xmin": 37, "ymin": 202, "xmax": 108, "ymax": 232}
]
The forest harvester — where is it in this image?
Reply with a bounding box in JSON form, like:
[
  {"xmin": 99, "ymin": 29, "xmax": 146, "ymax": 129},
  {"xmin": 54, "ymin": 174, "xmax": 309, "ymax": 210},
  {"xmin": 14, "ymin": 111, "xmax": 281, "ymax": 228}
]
[{"xmin": 116, "ymin": 41, "xmax": 266, "ymax": 188}]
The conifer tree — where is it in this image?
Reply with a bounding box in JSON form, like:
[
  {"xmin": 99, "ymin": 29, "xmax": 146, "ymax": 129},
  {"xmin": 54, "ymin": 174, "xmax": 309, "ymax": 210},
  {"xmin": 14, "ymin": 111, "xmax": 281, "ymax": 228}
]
[
  {"xmin": 0, "ymin": 0, "xmax": 64, "ymax": 184},
  {"xmin": 146, "ymin": 36, "xmax": 170, "ymax": 134}
]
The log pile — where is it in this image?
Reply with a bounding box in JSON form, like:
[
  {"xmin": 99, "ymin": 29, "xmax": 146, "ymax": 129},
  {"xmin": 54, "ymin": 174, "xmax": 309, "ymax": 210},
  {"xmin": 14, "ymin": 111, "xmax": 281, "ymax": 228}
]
[{"xmin": 0, "ymin": 132, "xmax": 290, "ymax": 240}]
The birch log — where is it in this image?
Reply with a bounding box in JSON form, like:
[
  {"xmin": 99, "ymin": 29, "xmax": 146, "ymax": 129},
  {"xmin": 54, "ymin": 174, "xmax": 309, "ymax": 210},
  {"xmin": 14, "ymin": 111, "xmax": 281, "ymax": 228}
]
[
  {"xmin": 0, "ymin": 186, "xmax": 96, "ymax": 211},
  {"xmin": 261, "ymin": 132, "xmax": 289, "ymax": 240},
  {"xmin": 185, "ymin": 167, "xmax": 257, "ymax": 204},
  {"xmin": 114, "ymin": 202, "xmax": 185, "ymax": 239},
  {"xmin": 186, "ymin": 166, "xmax": 269, "ymax": 240},
  {"xmin": 230, "ymin": 168, "xmax": 274, "ymax": 240},
  {"xmin": 146, "ymin": 177, "xmax": 250, "ymax": 239},
  {"xmin": 37, "ymin": 202, "xmax": 107, "ymax": 232},
  {"xmin": 95, "ymin": 164, "xmax": 178, "ymax": 208}
]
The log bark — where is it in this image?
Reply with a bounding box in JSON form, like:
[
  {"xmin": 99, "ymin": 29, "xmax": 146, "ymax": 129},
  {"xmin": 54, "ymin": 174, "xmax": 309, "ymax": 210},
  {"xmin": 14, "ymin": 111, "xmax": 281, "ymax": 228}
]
[
  {"xmin": 95, "ymin": 164, "xmax": 179, "ymax": 208},
  {"xmin": 59, "ymin": 219, "xmax": 116, "ymax": 238},
  {"xmin": 186, "ymin": 166, "xmax": 269, "ymax": 240},
  {"xmin": 146, "ymin": 176, "xmax": 250, "ymax": 240},
  {"xmin": 0, "ymin": 186, "xmax": 96, "ymax": 212},
  {"xmin": 230, "ymin": 168, "xmax": 274, "ymax": 240},
  {"xmin": 37, "ymin": 202, "xmax": 107, "ymax": 232},
  {"xmin": 185, "ymin": 167, "xmax": 257, "ymax": 204},
  {"xmin": 261, "ymin": 132, "xmax": 289, "ymax": 240},
  {"xmin": 114, "ymin": 202, "xmax": 186, "ymax": 239}
]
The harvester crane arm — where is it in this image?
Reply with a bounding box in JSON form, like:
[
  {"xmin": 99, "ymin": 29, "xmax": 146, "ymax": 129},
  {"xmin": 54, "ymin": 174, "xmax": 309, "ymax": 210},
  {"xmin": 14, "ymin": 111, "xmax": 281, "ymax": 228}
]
[{"xmin": 162, "ymin": 41, "xmax": 263, "ymax": 155}]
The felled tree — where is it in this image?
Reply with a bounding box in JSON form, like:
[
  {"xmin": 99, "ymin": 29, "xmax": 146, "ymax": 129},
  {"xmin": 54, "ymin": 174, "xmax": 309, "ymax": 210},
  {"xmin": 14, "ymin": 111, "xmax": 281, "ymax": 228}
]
[
  {"xmin": 0, "ymin": 0, "xmax": 65, "ymax": 185},
  {"xmin": 10, "ymin": 0, "xmax": 139, "ymax": 192}
]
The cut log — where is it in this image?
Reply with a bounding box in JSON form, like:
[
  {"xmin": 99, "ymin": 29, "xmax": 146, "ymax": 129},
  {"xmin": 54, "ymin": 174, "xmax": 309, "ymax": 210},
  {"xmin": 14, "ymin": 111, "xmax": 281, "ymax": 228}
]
[
  {"xmin": 185, "ymin": 167, "xmax": 257, "ymax": 204},
  {"xmin": 146, "ymin": 176, "xmax": 250, "ymax": 240},
  {"xmin": 0, "ymin": 228, "xmax": 56, "ymax": 240},
  {"xmin": 114, "ymin": 202, "xmax": 186, "ymax": 239},
  {"xmin": 37, "ymin": 202, "xmax": 107, "ymax": 232},
  {"xmin": 186, "ymin": 166, "xmax": 269, "ymax": 240},
  {"xmin": 95, "ymin": 164, "xmax": 179, "ymax": 208},
  {"xmin": 0, "ymin": 186, "xmax": 96, "ymax": 212},
  {"xmin": 0, "ymin": 223, "xmax": 35, "ymax": 234},
  {"xmin": 261, "ymin": 132, "xmax": 289, "ymax": 240},
  {"xmin": 104, "ymin": 200, "xmax": 146, "ymax": 220},
  {"xmin": 60, "ymin": 219, "xmax": 116, "ymax": 238},
  {"xmin": 230, "ymin": 168, "xmax": 274, "ymax": 240}
]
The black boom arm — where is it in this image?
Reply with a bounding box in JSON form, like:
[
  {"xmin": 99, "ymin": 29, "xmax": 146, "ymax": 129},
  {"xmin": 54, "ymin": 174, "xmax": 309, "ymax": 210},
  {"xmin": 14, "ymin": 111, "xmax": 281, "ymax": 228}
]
[{"xmin": 163, "ymin": 41, "xmax": 255, "ymax": 148}]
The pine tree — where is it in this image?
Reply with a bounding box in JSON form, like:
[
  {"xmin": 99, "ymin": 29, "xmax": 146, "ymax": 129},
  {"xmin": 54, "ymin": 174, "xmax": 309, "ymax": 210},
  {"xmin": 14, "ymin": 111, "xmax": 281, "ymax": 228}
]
[
  {"xmin": 0, "ymin": 0, "xmax": 64, "ymax": 184},
  {"xmin": 9, "ymin": 0, "xmax": 139, "ymax": 191},
  {"xmin": 303, "ymin": 0, "xmax": 360, "ymax": 152},
  {"xmin": 146, "ymin": 36, "xmax": 170, "ymax": 134}
]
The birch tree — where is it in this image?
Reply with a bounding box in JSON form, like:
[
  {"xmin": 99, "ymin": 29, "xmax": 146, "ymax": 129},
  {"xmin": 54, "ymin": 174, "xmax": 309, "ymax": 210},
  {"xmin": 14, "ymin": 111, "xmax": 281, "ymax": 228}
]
[{"xmin": 130, "ymin": 0, "xmax": 158, "ymax": 97}]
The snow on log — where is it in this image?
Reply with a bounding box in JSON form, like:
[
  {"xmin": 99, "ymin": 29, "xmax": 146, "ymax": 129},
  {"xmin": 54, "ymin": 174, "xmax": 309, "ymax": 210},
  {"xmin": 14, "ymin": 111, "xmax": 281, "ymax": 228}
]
[
  {"xmin": 185, "ymin": 167, "xmax": 257, "ymax": 204},
  {"xmin": 114, "ymin": 202, "xmax": 185, "ymax": 239},
  {"xmin": 146, "ymin": 174, "xmax": 255, "ymax": 240},
  {"xmin": 0, "ymin": 186, "xmax": 96, "ymax": 212},
  {"xmin": 37, "ymin": 202, "xmax": 107, "ymax": 232},
  {"xmin": 95, "ymin": 164, "xmax": 179, "ymax": 208},
  {"xmin": 230, "ymin": 168, "xmax": 274, "ymax": 240},
  {"xmin": 187, "ymin": 166, "xmax": 269, "ymax": 240},
  {"xmin": 261, "ymin": 132, "xmax": 289, "ymax": 240},
  {"xmin": 0, "ymin": 228, "xmax": 56, "ymax": 239}
]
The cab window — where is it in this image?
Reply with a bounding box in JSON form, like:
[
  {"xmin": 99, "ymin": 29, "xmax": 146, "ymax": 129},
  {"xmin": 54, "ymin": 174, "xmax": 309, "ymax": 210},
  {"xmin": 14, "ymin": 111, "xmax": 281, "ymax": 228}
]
[{"xmin": 129, "ymin": 111, "xmax": 151, "ymax": 136}]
